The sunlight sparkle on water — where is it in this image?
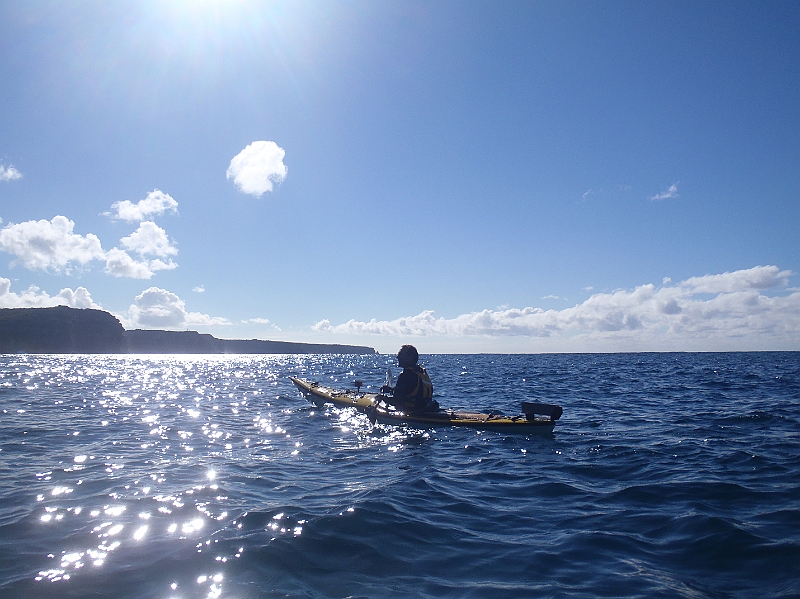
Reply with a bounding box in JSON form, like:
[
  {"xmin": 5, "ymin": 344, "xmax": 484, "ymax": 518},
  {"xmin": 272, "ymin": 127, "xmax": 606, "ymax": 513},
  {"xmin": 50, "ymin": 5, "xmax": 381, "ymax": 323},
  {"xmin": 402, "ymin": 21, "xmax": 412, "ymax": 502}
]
[{"xmin": 182, "ymin": 518, "xmax": 204, "ymax": 534}]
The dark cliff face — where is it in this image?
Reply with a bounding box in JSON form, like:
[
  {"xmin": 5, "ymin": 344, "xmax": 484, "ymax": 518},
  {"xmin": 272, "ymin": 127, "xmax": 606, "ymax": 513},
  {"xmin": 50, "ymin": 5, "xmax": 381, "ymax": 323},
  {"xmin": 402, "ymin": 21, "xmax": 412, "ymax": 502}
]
[
  {"xmin": 0, "ymin": 306, "xmax": 126, "ymax": 353},
  {"xmin": 0, "ymin": 307, "xmax": 377, "ymax": 354},
  {"xmin": 124, "ymin": 329, "xmax": 224, "ymax": 353},
  {"xmin": 123, "ymin": 330, "xmax": 377, "ymax": 354}
]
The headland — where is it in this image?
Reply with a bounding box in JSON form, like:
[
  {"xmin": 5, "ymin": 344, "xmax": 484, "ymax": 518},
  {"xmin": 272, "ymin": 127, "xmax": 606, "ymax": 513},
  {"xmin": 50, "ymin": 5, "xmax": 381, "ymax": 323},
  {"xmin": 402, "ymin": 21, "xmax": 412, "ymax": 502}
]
[{"xmin": 0, "ymin": 306, "xmax": 376, "ymax": 354}]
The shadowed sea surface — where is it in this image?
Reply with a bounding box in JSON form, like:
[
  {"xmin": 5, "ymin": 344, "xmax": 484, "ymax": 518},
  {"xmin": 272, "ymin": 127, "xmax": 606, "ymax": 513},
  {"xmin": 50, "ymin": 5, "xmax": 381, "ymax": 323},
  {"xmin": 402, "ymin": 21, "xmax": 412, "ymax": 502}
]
[{"xmin": 0, "ymin": 352, "xmax": 798, "ymax": 598}]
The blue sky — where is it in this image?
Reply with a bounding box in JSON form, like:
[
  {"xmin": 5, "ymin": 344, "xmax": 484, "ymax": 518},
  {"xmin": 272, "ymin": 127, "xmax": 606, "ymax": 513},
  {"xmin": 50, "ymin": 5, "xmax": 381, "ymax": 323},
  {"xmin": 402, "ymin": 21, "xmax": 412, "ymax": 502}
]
[{"xmin": 1, "ymin": 0, "xmax": 798, "ymax": 353}]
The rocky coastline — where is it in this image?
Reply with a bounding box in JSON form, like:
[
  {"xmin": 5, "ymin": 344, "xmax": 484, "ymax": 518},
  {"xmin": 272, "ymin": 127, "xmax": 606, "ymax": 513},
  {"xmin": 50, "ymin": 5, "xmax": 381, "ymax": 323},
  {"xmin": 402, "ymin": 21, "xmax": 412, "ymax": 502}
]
[{"xmin": 0, "ymin": 306, "xmax": 376, "ymax": 355}]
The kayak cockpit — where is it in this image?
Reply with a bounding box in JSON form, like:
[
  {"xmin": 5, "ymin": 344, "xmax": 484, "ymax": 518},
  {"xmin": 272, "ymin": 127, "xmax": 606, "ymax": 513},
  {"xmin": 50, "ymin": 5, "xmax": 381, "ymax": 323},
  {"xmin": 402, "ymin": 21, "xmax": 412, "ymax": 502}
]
[{"xmin": 521, "ymin": 401, "xmax": 563, "ymax": 422}]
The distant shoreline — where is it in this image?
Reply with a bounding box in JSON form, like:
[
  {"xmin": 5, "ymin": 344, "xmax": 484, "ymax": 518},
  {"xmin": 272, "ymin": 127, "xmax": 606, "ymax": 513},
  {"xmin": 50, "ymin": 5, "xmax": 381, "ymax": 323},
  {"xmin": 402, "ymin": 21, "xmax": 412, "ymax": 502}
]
[{"xmin": 0, "ymin": 306, "xmax": 376, "ymax": 355}]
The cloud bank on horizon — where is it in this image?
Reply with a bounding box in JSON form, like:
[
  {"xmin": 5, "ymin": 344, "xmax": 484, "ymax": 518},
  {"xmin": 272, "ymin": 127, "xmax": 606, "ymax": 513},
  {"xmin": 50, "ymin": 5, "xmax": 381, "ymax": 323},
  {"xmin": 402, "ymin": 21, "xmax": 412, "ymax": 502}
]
[
  {"xmin": 3, "ymin": 260, "xmax": 795, "ymax": 351},
  {"xmin": 313, "ymin": 265, "xmax": 799, "ymax": 351}
]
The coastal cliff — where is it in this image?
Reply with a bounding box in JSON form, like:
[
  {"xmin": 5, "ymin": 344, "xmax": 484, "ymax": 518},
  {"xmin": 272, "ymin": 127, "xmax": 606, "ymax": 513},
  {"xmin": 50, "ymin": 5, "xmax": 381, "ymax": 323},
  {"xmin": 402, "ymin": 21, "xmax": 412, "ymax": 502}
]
[
  {"xmin": 0, "ymin": 307, "xmax": 376, "ymax": 355},
  {"xmin": 0, "ymin": 306, "xmax": 125, "ymax": 353}
]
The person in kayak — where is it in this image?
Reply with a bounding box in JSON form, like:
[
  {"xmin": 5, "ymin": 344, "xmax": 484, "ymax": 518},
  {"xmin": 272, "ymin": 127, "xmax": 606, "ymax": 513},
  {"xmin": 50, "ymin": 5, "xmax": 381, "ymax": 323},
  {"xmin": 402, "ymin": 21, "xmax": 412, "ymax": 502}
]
[{"xmin": 381, "ymin": 344, "xmax": 439, "ymax": 413}]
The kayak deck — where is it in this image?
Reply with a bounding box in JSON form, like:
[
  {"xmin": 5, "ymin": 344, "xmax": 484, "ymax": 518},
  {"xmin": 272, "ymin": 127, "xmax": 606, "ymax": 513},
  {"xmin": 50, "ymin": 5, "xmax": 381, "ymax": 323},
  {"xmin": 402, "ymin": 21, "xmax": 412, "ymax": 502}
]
[{"xmin": 289, "ymin": 377, "xmax": 558, "ymax": 433}]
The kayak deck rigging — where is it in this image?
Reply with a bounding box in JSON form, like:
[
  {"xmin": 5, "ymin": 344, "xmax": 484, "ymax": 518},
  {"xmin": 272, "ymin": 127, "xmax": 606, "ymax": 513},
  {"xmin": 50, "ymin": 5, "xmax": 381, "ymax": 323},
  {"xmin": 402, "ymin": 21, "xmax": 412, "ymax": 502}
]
[{"xmin": 289, "ymin": 377, "xmax": 560, "ymax": 434}]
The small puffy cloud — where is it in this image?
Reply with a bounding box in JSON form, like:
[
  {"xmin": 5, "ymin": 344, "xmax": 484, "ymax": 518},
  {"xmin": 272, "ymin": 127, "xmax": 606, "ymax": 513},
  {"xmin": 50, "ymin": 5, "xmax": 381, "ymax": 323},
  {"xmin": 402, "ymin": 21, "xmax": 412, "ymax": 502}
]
[
  {"xmin": 108, "ymin": 221, "xmax": 179, "ymax": 278},
  {"xmin": 105, "ymin": 248, "xmax": 155, "ymax": 279},
  {"xmin": 0, "ymin": 277, "xmax": 100, "ymax": 309},
  {"xmin": 126, "ymin": 287, "xmax": 230, "ymax": 329},
  {"xmin": 120, "ymin": 221, "xmax": 178, "ymax": 257},
  {"xmin": 56, "ymin": 286, "xmax": 98, "ymax": 308},
  {"xmin": 227, "ymin": 141, "xmax": 287, "ymax": 197},
  {"xmin": 192, "ymin": 285, "xmax": 205, "ymax": 293},
  {"xmin": 147, "ymin": 258, "xmax": 177, "ymax": 271},
  {"xmin": 104, "ymin": 248, "xmax": 176, "ymax": 279},
  {"xmin": 542, "ymin": 294, "xmax": 562, "ymax": 300},
  {"xmin": 651, "ymin": 183, "xmax": 679, "ymax": 201},
  {"xmin": 313, "ymin": 265, "xmax": 800, "ymax": 350},
  {"xmin": 0, "ymin": 216, "xmax": 105, "ymax": 273},
  {"xmin": 313, "ymin": 319, "xmax": 332, "ymax": 331},
  {"xmin": 0, "ymin": 164, "xmax": 22, "ymax": 181},
  {"xmin": 104, "ymin": 189, "xmax": 178, "ymax": 222}
]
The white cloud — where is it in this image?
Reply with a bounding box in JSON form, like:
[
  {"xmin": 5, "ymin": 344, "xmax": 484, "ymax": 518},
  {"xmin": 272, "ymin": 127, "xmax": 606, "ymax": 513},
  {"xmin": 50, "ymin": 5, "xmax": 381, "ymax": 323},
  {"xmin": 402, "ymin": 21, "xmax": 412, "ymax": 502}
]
[
  {"xmin": 104, "ymin": 189, "xmax": 178, "ymax": 222},
  {"xmin": 0, "ymin": 277, "xmax": 100, "ymax": 309},
  {"xmin": 192, "ymin": 285, "xmax": 205, "ymax": 293},
  {"xmin": 0, "ymin": 165, "xmax": 22, "ymax": 181},
  {"xmin": 108, "ymin": 221, "xmax": 179, "ymax": 278},
  {"xmin": 0, "ymin": 212, "xmax": 179, "ymax": 279},
  {"xmin": 681, "ymin": 265, "xmax": 790, "ymax": 293},
  {"xmin": 226, "ymin": 141, "xmax": 287, "ymax": 197},
  {"xmin": 120, "ymin": 221, "xmax": 178, "ymax": 257},
  {"xmin": 244, "ymin": 317, "xmax": 281, "ymax": 330},
  {"xmin": 313, "ymin": 265, "xmax": 800, "ymax": 350},
  {"xmin": 148, "ymin": 258, "xmax": 178, "ymax": 271},
  {"xmin": 651, "ymin": 183, "xmax": 679, "ymax": 201},
  {"xmin": 104, "ymin": 248, "xmax": 155, "ymax": 279},
  {"xmin": 0, "ymin": 216, "xmax": 105, "ymax": 273},
  {"xmin": 104, "ymin": 248, "xmax": 176, "ymax": 279},
  {"xmin": 126, "ymin": 287, "xmax": 230, "ymax": 329},
  {"xmin": 56, "ymin": 286, "xmax": 99, "ymax": 308},
  {"xmin": 542, "ymin": 294, "xmax": 562, "ymax": 300}
]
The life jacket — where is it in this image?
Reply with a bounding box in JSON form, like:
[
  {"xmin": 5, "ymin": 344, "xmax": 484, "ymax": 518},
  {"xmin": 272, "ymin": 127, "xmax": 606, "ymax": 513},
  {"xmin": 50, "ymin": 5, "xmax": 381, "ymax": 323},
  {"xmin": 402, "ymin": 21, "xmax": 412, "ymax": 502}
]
[{"xmin": 404, "ymin": 366, "xmax": 433, "ymax": 408}]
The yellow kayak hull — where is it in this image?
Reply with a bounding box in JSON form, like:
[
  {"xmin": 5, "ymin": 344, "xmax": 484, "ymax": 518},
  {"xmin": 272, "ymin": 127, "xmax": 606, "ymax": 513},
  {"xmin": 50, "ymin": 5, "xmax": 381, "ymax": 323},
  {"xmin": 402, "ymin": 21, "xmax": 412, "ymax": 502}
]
[{"xmin": 290, "ymin": 377, "xmax": 557, "ymax": 434}]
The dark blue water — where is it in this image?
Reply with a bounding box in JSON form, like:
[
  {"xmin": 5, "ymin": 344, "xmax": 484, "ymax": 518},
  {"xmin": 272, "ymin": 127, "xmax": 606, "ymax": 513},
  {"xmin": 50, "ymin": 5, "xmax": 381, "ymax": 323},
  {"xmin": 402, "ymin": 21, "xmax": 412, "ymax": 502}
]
[{"xmin": 0, "ymin": 353, "xmax": 798, "ymax": 598}]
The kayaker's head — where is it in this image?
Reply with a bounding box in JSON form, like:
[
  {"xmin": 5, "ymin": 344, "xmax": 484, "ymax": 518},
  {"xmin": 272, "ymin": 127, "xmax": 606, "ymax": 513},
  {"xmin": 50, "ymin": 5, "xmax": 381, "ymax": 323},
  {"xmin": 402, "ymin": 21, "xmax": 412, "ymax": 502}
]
[{"xmin": 397, "ymin": 344, "xmax": 419, "ymax": 368}]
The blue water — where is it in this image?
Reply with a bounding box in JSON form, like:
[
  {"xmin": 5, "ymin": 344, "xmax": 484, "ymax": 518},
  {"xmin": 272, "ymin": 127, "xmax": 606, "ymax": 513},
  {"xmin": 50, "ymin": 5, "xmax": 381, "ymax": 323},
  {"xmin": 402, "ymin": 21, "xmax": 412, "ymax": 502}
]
[{"xmin": 0, "ymin": 352, "xmax": 798, "ymax": 599}]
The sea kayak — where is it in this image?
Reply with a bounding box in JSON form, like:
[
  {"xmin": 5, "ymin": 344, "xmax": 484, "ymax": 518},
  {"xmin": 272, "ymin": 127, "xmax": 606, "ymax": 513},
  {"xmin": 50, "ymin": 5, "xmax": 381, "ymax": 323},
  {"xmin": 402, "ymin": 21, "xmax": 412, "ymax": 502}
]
[{"xmin": 290, "ymin": 377, "xmax": 561, "ymax": 434}]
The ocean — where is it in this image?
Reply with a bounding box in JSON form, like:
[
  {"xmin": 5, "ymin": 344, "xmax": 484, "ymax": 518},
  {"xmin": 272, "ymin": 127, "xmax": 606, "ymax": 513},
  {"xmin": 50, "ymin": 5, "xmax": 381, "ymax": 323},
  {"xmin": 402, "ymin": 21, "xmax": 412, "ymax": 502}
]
[{"xmin": 0, "ymin": 352, "xmax": 798, "ymax": 598}]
